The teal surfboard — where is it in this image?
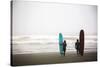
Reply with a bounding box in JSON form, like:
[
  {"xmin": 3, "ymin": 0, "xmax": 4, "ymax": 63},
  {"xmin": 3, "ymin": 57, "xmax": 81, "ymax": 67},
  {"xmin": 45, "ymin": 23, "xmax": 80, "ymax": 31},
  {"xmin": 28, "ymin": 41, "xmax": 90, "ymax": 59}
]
[{"xmin": 59, "ymin": 33, "xmax": 64, "ymax": 56}]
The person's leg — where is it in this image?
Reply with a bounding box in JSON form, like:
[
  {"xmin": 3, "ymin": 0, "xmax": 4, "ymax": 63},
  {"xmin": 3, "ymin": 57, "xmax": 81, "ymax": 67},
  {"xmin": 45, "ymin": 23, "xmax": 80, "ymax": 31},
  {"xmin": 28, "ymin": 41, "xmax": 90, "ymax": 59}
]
[
  {"xmin": 78, "ymin": 49, "xmax": 80, "ymax": 55},
  {"xmin": 64, "ymin": 50, "xmax": 66, "ymax": 56},
  {"xmin": 63, "ymin": 46, "xmax": 65, "ymax": 56},
  {"xmin": 64, "ymin": 51, "xmax": 65, "ymax": 56},
  {"xmin": 77, "ymin": 49, "xmax": 78, "ymax": 55}
]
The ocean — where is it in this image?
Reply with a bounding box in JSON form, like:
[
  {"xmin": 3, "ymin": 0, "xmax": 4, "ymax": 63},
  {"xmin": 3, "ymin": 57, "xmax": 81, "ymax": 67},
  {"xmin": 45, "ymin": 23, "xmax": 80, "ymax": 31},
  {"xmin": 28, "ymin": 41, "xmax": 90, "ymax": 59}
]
[{"xmin": 12, "ymin": 35, "xmax": 97, "ymax": 54}]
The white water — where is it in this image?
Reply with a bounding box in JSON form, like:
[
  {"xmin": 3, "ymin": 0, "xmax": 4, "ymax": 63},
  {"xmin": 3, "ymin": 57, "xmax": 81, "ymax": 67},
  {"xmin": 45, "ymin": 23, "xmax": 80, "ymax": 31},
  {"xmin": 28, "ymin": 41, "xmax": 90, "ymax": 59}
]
[{"xmin": 12, "ymin": 35, "xmax": 97, "ymax": 54}]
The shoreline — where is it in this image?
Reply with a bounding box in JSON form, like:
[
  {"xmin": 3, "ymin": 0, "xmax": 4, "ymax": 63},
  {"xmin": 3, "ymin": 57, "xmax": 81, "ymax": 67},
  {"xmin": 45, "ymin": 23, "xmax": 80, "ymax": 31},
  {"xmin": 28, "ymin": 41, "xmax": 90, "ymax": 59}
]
[{"xmin": 12, "ymin": 52, "xmax": 97, "ymax": 66}]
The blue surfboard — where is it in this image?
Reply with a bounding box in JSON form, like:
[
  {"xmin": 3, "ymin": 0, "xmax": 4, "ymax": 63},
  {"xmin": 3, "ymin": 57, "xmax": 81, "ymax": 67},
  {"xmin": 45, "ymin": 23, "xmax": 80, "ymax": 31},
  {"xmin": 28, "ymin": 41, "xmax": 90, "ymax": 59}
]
[{"xmin": 59, "ymin": 33, "xmax": 64, "ymax": 56}]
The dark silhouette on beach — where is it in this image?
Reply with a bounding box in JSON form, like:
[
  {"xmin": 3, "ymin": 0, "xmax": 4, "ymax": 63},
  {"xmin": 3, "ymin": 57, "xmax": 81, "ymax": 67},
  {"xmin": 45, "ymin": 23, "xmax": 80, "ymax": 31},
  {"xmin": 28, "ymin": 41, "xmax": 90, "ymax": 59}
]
[
  {"xmin": 75, "ymin": 39, "xmax": 80, "ymax": 55},
  {"xmin": 63, "ymin": 40, "xmax": 67, "ymax": 56},
  {"xmin": 79, "ymin": 30, "xmax": 84, "ymax": 56}
]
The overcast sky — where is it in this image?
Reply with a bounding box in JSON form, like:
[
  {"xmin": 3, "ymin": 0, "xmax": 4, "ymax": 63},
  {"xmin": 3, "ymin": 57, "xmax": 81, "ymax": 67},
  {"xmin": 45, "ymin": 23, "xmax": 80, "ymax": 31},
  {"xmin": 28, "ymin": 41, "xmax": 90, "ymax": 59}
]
[{"xmin": 12, "ymin": 1, "xmax": 97, "ymax": 36}]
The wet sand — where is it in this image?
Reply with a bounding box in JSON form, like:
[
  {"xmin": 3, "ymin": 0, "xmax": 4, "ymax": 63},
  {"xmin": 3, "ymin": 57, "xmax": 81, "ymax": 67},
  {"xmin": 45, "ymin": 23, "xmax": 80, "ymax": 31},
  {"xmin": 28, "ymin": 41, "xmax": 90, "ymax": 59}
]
[{"xmin": 11, "ymin": 52, "xmax": 97, "ymax": 66}]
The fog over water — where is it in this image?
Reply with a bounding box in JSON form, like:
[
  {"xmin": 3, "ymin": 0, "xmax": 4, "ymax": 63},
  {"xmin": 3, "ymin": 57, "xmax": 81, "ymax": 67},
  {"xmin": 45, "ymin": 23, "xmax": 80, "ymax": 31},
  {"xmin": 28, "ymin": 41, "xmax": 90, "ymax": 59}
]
[
  {"xmin": 12, "ymin": 1, "xmax": 97, "ymax": 54},
  {"xmin": 13, "ymin": 1, "xmax": 97, "ymax": 36}
]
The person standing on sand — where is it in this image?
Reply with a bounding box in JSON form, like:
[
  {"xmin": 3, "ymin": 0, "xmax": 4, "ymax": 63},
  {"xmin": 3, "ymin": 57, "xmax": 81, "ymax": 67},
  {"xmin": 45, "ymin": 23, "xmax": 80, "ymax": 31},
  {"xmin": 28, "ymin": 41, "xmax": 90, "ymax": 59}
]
[
  {"xmin": 75, "ymin": 39, "xmax": 80, "ymax": 55},
  {"xmin": 63, "ymin": 40, "xmax": 67, "ymax": 56}
]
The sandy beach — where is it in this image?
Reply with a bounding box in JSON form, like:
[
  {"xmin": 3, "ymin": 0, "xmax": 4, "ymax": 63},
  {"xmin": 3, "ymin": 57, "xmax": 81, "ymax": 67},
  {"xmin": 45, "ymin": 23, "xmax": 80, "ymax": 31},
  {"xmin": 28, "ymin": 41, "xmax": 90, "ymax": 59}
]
[{"xmin": 11, "ymin": 52, "xmax": 97, "ymax": 66}]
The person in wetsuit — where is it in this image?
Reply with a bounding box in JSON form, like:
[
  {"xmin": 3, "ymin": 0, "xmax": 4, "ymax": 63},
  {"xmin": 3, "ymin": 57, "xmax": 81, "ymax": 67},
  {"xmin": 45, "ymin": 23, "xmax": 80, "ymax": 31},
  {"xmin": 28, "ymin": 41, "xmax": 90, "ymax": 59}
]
[{"xmin": 75, "ymin": 39, "xmax": 80, "ymax": 55}]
